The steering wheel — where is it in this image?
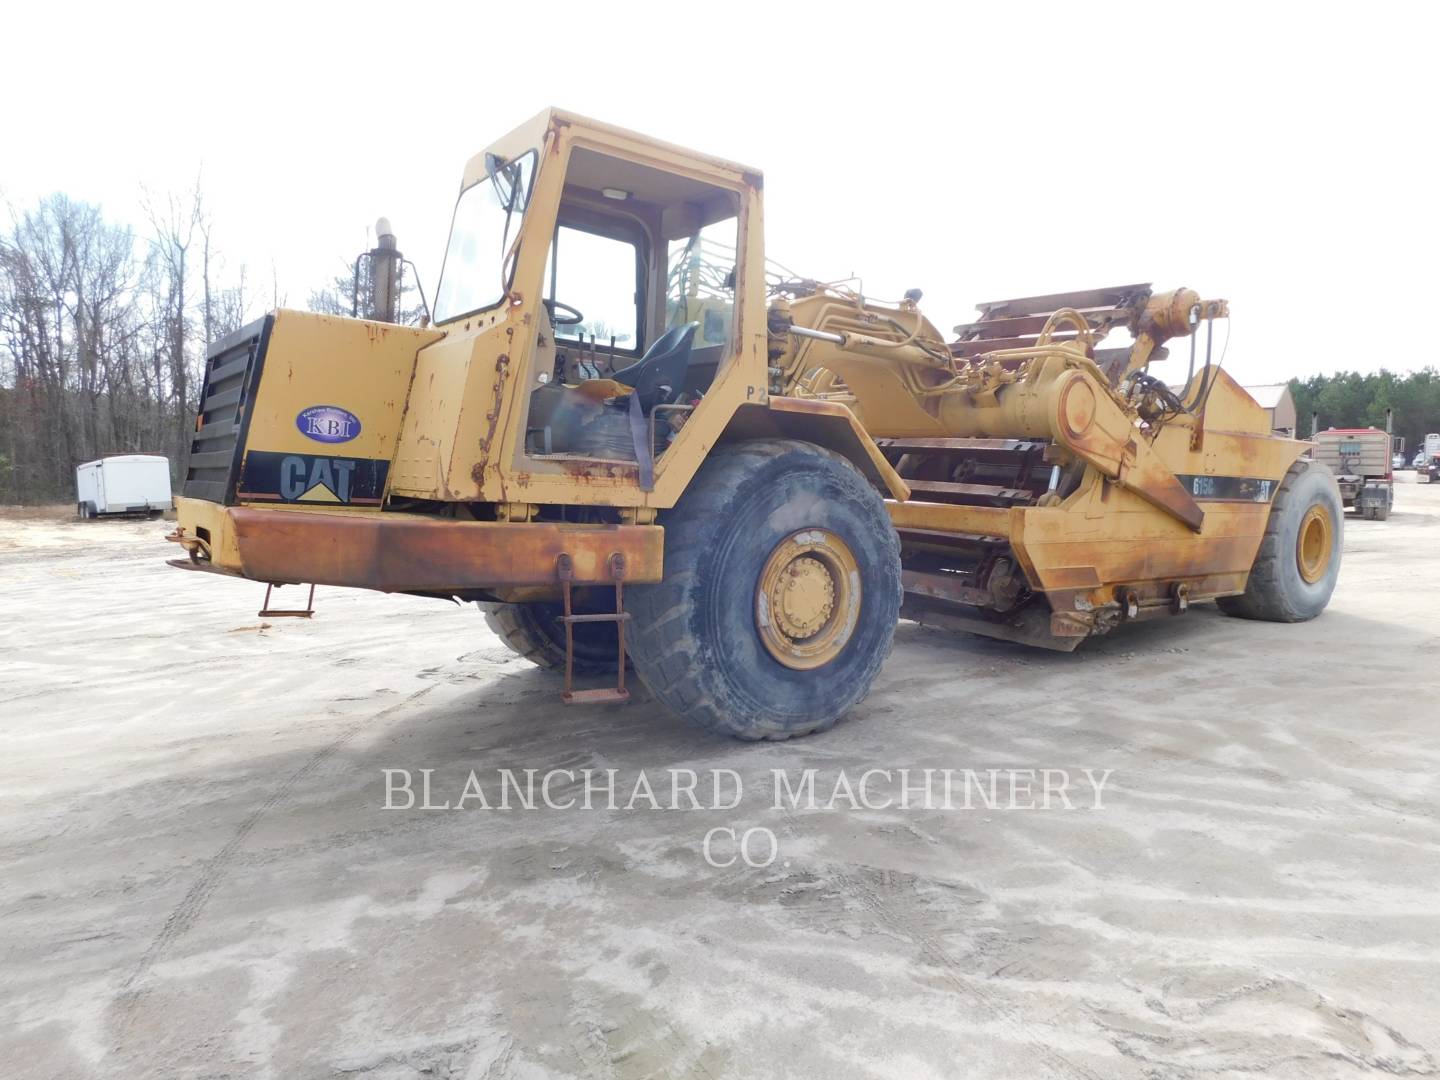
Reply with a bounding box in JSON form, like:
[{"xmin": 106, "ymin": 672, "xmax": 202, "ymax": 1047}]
[{"xmin": 543, "ymin": 298, "xmax": 584, "ymax": 327}]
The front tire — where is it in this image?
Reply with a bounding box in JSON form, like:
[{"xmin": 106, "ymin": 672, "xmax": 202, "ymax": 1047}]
[
  {"xmin": 1217, "ymin": 459, "xmax": 1342, "ymax": 622},
  {"xmin": 626, "ymin": 439, "xmax": 902, "ymax": 740}
]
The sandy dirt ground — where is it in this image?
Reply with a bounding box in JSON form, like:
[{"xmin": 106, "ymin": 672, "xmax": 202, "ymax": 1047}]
[{"xmin": 2, "ymin": 481, "xmax": 1438, "ymax": 1080}]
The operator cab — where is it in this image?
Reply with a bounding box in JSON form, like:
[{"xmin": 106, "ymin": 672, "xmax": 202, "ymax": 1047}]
[
  {"xmin": 429, "ymin": 112, "xmax": 755, "ymax": 491},
  {"xmin": 524, "ymin": 147, "xmax": 740, "ymax": 465}
]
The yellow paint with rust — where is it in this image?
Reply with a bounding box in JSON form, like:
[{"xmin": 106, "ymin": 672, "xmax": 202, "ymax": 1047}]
[
  {"xmin": 173, "ymin": 495, "xmax": 241, "ymax": 567},
  {"xmin": 875, "ymin": 363, "xmax": 1309, "ymax": 608},
  {"xmin": 389, "ymin": 109, "xmax": 777, "ymax": 508},
  {"xmin": 237, "ymin": 309, "xmax": 442, "ymax": 502},
  {"xmin": 754, "ymin": 528, "xmax": 862, "ymax": 670},
  {"xmin": 174, "ymin": 494, "xmax": 399, "ymax": 572},
  {"xmin": 176, "ymin": 108, "xmax": 1315, "ymax": 632}
]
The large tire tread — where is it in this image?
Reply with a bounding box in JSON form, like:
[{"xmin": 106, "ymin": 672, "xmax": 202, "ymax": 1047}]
[
  {"xmin": 627, "ymin": 439, "xmax": 901, "ymax": 741},
  {"xmin": 1217, "ymin": 458, "xmax": 1342, "ymax": 623}
]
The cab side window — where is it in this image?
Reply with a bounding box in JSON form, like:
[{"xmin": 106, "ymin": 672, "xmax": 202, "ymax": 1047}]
[{"xmin": 666, "ymin": 217, "xmax": 737, "ymax": 349}]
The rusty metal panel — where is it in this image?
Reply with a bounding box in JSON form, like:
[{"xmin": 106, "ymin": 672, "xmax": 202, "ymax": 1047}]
[
  {"xmin": 237, "ymin": 311, "xmax": 442, "ymax": 507},
  {"xmin": 228, "ymin": 509, "xmax": 662, "ymax": 592},
  {"xmin": 900, "ymin": 596, "xmax": 1085, "ymax": 652},
  {"xmin": 952, "ymin": 307, "xmax": 1130, "ymax": 341},
  {"xmin": 900, "ymin": 568, "xmax": 993, "ymax": 608},
  {"xmin": 1011, "ymin": 490, "xmax": 1271, "ymax": 601},
  {"xmin": 875, "ymin": 437, "xmax": 1047, "ymax": 456},
  {"xmin": 885, "ymin": 499, "xmax": 1013, "ymax": 538},
  {"xmin": 904, "ymin": 479, "xmax": 1034, "ymax": 504},
  {"xmin": 969, "ymin": 284, "xmax": 1152, "ymax": 320},
  {"xmin": 1051, "ymin": 370, "xmax": 1205, "ymax": 531},
  {"xmin": 760, "ymin": 397, "xmax": 911, "ymax": 500},
  {"xmin": 951, "ymin": 333, "xmax": 1084, "ymax": 357}
]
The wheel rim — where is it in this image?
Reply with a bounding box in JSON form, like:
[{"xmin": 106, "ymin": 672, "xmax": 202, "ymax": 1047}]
[
  {"xmin": 1296, "ymin": 503, "xmax": 1334, "ymax": 584},
  {"xmin": 755, "ymin": 529, "xmax": 861, "ymax": 670}
]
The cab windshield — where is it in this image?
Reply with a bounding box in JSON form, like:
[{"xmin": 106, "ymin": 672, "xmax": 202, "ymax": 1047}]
[{"xmin": 434, "ymin": 150, "xmax": 536, "ymax": 323}]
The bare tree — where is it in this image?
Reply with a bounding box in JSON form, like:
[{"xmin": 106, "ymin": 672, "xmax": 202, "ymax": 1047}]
[
  {"xmin": 0, "ymin": 195, "xmax": 138, "ymax": 496},
  {"xmin": 199, "ymin": 210, "xmax": 253, "ymax": 344},
  {"xmin": 143, "ymin": 179, "xmax": 205, "ymax": 469},
  {"xmin": 0, "ymin": 182, "xmax": 243, "ymax": 503},
  {"xmin": 0, "ymin": 182, "xmax": 426, "ymax": 505}
]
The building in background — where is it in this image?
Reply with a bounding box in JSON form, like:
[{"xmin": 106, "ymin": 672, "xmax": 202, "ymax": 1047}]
[{"xmin": 1244, "ymin": 383, "xmax": 1298, "ymax": 436}]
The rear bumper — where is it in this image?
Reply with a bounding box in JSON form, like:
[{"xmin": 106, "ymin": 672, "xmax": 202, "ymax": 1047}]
[
  {"xmin": 168, "ymin": 498, "xmax": 663, "ymax": 592},
  {"xmin": 1338, "ymin": 480, "xmax": 1392, "ymax": 508}
]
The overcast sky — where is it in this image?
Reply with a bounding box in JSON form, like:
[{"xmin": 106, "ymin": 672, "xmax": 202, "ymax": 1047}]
[{"xmin": 3, "ymin": 0, "xmax": 1434, "ymax": 386}]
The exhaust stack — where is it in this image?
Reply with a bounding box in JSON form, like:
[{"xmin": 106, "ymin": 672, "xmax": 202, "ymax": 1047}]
[{"xmin": 353, "ymin": 218, "xmax": 404, "ymax": 324}]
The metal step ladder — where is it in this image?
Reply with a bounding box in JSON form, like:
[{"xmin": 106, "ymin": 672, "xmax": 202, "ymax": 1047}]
[{"xmin": 556, "ymin": 552, "xmax": 631, "ymax": 706}]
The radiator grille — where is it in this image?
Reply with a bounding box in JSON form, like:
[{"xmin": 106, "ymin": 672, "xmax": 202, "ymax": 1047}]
[{"xmin": 183, "ymin": 315, "xmax": 272, "ymax": 503}]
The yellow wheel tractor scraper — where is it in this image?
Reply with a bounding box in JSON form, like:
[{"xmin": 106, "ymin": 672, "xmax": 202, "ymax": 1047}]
[{"xmin": 167, "ymin": 109, "xmax": 1342, "ymax": 739}]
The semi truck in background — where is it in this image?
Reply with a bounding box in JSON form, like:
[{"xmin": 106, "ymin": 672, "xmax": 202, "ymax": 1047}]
[
  {"xmin": 1310, "ymin": 427, "xmax": 1393, "ymax": 519},
  {"xmin": 75, "ymin": 455, "xmax": 172, "ymax": 519}
]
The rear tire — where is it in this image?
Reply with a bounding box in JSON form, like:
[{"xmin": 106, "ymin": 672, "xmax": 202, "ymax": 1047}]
[
  {"xmin": 481, "ymin": 601, "xmax": 621, "ymax": 676},
  {"xmin": 1217, "ymin": 459, "xmax": 1342, "ymax": 622},
  {"xmin": 626, "ymin": 439, "xmax": 902, "ymax": 740}
]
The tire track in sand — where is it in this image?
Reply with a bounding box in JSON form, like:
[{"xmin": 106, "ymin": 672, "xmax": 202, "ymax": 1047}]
[
  {"xmin": 774, "ymin": 806, "xmax": 1105, "ymax": 1080},
  {"xmin": 110, "ymin": 683, "xmax": 438, "ymax": 1042}
]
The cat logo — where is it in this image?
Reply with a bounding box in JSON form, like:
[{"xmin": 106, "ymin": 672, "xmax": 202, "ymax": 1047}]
[
  {"xmin": 237, "ymin": 450, "xmax": 389, "ymax": 506},
  {"xmin": 280, "ymin": 455, "xmax": 356, "ymax": 502}
]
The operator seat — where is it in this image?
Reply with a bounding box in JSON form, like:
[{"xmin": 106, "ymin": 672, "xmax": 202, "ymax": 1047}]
[{"xmin": 611, "ymin": 322, "xmax": 698, "ymax": 413}]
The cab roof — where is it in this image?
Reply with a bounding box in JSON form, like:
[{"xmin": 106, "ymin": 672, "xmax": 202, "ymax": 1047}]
[{"xmin": 461, "ymin": 108, "xmax": 762, "ymax": 191}]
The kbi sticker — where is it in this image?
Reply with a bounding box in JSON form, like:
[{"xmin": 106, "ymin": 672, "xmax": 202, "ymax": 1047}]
[{"xmin": 296, "ymin": 405, "xmax": 361, "ymax": 444}]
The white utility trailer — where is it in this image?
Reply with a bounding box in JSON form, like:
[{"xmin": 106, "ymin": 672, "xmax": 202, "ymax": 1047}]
[{"xmin": 75, "ymin": 455, "xmax": 173, "ymax": 519}]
